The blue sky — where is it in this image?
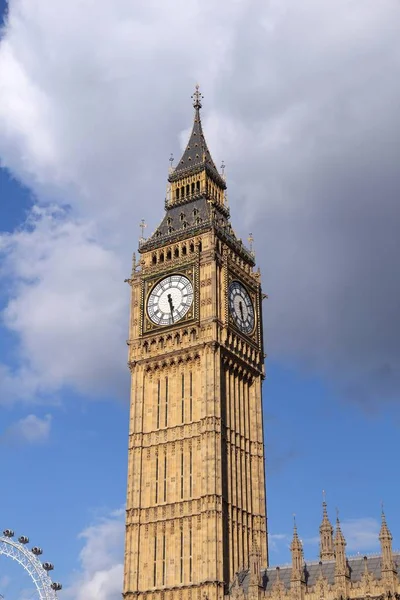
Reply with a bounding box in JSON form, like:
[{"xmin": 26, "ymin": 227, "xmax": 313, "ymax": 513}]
[{"xmin": 1, "ymin": 0, "xmax": 400, "ymax": 597}]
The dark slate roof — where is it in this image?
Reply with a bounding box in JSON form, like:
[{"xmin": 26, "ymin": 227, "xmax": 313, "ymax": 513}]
[
  {"xmin": 140, "ymin": 196, "xmax": 227, "ymax": 252},
  {"xmin": 169, "ymin": 107, "xmax": 226, "ymax": 189},
  {"xmin": 234, "ymin": 554, "xmax": 400, "ymax": 593}
]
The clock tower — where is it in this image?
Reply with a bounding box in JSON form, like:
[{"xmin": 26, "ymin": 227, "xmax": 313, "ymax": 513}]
[{"xmin": 124, "ymin": 87, "xmax": 268, "ymax": 600}]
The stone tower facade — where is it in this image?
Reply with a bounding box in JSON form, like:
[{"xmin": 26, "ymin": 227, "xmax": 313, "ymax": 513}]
[{"xmin": 123, "ymin": 87, "xmax": 268, "ymax": 600}]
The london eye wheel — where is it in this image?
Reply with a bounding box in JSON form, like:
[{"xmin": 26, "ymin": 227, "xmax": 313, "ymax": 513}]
[{"xmin": 0, "ymin": 529, "xmax": 62, "ymax": 599}]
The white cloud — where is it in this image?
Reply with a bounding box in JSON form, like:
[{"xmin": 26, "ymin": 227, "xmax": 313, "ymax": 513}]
[
  {"xmin": 268, "ymin": 533, "xmax": 290, "ymax": 555},
  {"xmin": 0, "ymin": 0, "xmax": 400, "ymax": 405},
  {"xmin": 341, "ymin": 517, "xmax": 380, "ymax": 553},
  {"xmin": 65, "ymin": 509, "xmax": 124, "ymax": 600},
  {"xmin": 0, "ymin": 205, "xmax": 129, "ymax": 403},
  {"xmin": 2, "ymin": 412, "xmax": 52, "ymax": 443}
]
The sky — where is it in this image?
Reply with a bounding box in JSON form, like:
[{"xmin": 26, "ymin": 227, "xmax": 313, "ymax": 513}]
[{"xmin": 0, "ymin": 0, "xmax": 400, "ymax": 597}]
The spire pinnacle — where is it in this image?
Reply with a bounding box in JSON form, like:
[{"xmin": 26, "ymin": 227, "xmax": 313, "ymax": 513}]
[
  {"xmin": 334, "ymin": 513, "xmax": 346, "ymax": 546},
  {"xmin": 379, "ymin": 507, "xmax": 392, "ymax": 541},
  {"xmin": 291, "ymin": 515, "xmax": 302, "ymax": 552},
  {"xmin": 169, "ymin": 86, "xmax": 226, "ymax": 190},
  {"xmin": 191, "ymin": 84, "xmax": 203, "ymax": 109},
  {"xmin": 290, "ymin": 515, "xmax": 304, "ymax": 585},
  {"xmin": 319, "ymin": 492, "xmax": 334, "ymax": 561}
]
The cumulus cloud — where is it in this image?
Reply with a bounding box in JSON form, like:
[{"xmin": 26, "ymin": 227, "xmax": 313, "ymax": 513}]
[
  {"xmin": 2, "ymin": 412, "xmax": 52, "ymax": 443},
  {"xmin": 268, "ymin": 533, "xmax": 290, "ymax": 556},
  {"xmin": 64, "ymin": 509, "xmax": 124, "ymax": 600},
  {"xmin": 0, "ymin": 205, "xmax": 129, "ymax": 403},
  {"xmin": 341, "ymin": 517, "xmax": 380, "ymax": 553},
  {"xmin": 0, "ymin": 0, "xmax": 399, "ymax": 406}
]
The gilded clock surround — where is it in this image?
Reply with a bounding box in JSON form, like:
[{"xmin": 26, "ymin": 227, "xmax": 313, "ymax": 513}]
[{"xmin": 124, "ymin": 88, "xmax": 268, "ymax": 600}]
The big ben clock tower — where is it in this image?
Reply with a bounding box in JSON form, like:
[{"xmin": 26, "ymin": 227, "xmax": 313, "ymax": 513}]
[{"xmin": 124, "ymin": 87, "xmax": 268, "ymax": 600}]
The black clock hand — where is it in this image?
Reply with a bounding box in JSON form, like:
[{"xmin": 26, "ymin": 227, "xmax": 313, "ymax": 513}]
[
  {"xmin": 239, "ymin": 300, "xmax": 244, "ymax": 321},
  {"xmin": 167, "ymin": 293, "xmax": 174, "ymax": 322}
]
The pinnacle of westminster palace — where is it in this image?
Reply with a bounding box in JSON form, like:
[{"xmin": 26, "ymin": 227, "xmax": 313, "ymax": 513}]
[{"xmin": 123, "ymin": 87, "xmax": 399, "ymax": 600}]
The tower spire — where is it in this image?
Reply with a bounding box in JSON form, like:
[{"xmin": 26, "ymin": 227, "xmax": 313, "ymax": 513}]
[
  {"xmin": 290, "ymin": 518, "xmax": 304, "ymax": 580},
  {"xmin": 168, "ymin": 85, "xmax": 226, "ymax": 195},
  {"xmin": 379, "ymin": 507, "xmax": 397, "ymax": 591},
  {"xmin": 334, "ymin": 513, "xmax": 349, "ymax": 597},
  {"xmin": 290, "ymin": 518, "xmax": 305, "ymax": 600},
  {"xmin": 319, "ymin": 491, "xmax": 334, "ymax": 561}
]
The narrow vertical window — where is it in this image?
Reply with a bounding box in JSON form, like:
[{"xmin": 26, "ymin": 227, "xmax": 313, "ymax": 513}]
[
  {"xmin": 155, "ymin": 455, "xmax": 159, "ymax": 503},
  {"xmin": 189, "ymin": 448, "xmax": 193, "ymax": 497},
  {"xmin": 180, "ymin": 451, "xmax": 184, "ymax": 499},
  {"xmin": 189, "ymin": 528, "xmax": 193, "ymax": 582},
  {"xmin": 181, "ymin": 373, "xmax": 185, "ymax": 423},
  {"xmin": 180, "ymin": 529, "xmax": 184, "ymax": 583},
  {"xmin": 157, "ymin": 380, "xmax": 160, "ymax": 429},
  {"xmin": 153, "ymin": 534, "xmax": 157, "ymax": 587},
  {"xmin": 162, "ymin": 534, "xmax": 166, "ymax": 585},
  {"xmin": 189, "ymin": 372, "xmax": 193, "ymax": 421},
  {"xmin": 165, "ymin": 377, "xmax": 168, "ymax": 427},
  {"xmin": 163, "ymin": 454, "xmax": 167, "ymax": 502}
]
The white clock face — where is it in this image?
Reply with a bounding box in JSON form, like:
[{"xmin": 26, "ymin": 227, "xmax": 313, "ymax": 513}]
[
  {"xmin": 228, "ymin": 281, "xmax": 255, "ymax": 334},
  {"xmin": 147, "ymin": 274, "xmax": 194, "ymax": 326}
]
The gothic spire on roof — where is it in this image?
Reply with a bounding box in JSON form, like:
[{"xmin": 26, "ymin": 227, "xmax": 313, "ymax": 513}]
[
  {"xmin": 319, "ymin": 491, "xmax": 335, "ymax": 562},
  {"xmin": 379, "ymin": 507, "xmax": 396, "ymax": 579},
  {"xmin": 379, "ymin": 507, "xmax": 392, "ymax": 542},
  {"xmin": 290, "ymin": 517, "xmax": 305, "ymax": 585},
  {"xmin": 334, "ymin": 514, "xmax": 346, "ymax": 547},
  {"xmin": 169, "ymin": 85, "xmax": 226, "ymax": 189}
]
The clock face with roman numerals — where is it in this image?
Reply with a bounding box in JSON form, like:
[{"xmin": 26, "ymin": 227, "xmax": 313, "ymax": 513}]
[
  {"xmin": 147, "ymin": 274, "xmax": 194, "ymax": 326},
  {"xmin": 228, "ymin": 281, "xmax": 255, "ymax": 334}
]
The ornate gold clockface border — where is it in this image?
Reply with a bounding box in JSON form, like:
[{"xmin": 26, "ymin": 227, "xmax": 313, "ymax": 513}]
[
  {"xmin": 226, "ymin": 270, "xmax": 259, "ymax": 343},
  {"xmin": 141, "ymin": 262, "xmax": 199, "ymax": 335}
]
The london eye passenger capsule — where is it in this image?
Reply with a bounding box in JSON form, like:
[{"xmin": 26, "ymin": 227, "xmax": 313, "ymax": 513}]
[
  {"xmin": 18, "ymin": 536, "xmax": 29, "ymax": 544},
  {"xmin": 51, "ymin": 583, "xmax": 62, "ymax": 591},
  {"xmin": 31, "ymin": 547, "xmax": 43, "ymax": 556},
  {"xmin": 3, "ymin": 530, "xmax": 14, "ymax": 537}
]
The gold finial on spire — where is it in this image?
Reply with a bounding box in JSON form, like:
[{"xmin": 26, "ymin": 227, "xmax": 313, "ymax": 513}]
[
  {"xmin": 191, "ymin": 84, "xmax": 203, "ymax": 109},
  {"xmin": 169, "ymin": 152, "xmax": 174, "ymax": 171},
  {"xmin": 248, "ymin": 233, "xmax": 254, "ymax": 253},
  {"xmin": 220, "ymin": 161, "xmax": 226, "ymax": 176}
]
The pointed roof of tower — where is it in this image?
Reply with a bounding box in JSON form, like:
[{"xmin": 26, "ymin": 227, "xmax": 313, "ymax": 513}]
[
  {"xmin": 290, "ymin": 518, "xmax": 303, "ymax": 552},
  {"xmin": 320, "ymin": 492, "xmax": 333, "ymax": 531},
  {"xmin": 319, "ymin": 492, "xmax": 335, "ymax": 561},
  {"xmin": 169, "ymin": 85, "xmax": 226, "ymax": 189},
  {"xmin": 379, "ymin": 508, "xmax": 393, "ymax": 541},
  {"xmin": 334, "ymin": 516, "xmax": 346, "ymax": 546}
]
